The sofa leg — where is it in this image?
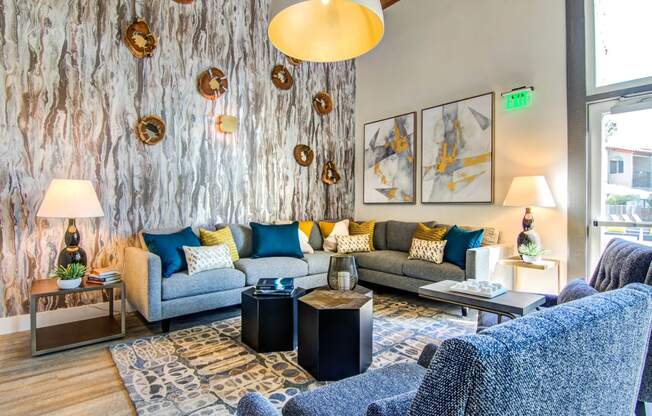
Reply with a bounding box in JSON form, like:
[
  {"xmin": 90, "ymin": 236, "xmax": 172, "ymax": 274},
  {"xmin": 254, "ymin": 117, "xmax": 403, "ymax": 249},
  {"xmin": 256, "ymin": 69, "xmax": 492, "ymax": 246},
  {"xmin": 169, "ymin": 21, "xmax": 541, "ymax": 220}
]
[
  {"xmin": 161, "ymin": 319, "xmax": 171, "ymax": 333},
  {"xmin": 461, "ymin": 307, "xmax": 468, "ymax": 317},
  {"xmin": 636, "ymin": 401, "xmax": 647, "ymax": 416}
]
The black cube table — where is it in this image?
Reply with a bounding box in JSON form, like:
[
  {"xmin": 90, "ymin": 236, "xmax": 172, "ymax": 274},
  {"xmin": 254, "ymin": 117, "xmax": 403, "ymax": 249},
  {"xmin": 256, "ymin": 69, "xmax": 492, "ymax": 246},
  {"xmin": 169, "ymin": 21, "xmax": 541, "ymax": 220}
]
[
  {"xmin": 241, "ymin": 287, "xmax": 306, "ymax": 353},
  {"xmin": 298, "ymin": 289, "xmax": 373, "ymax": 381}
]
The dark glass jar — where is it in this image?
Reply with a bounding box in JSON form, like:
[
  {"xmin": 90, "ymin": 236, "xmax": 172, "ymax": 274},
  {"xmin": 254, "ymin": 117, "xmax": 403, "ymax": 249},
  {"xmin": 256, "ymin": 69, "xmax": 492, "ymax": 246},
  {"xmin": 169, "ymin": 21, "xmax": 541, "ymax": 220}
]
[{"xmin": 327, "ymin": 255, "xmax": 359, "ymax": 290}]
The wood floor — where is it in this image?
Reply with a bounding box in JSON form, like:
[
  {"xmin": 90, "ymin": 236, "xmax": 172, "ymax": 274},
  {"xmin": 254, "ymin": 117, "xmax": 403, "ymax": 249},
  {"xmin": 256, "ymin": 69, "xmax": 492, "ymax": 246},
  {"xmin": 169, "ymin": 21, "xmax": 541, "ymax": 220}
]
[{"xmin": 0, "ymin": 306, "xmax": 241, "ymax": 416}]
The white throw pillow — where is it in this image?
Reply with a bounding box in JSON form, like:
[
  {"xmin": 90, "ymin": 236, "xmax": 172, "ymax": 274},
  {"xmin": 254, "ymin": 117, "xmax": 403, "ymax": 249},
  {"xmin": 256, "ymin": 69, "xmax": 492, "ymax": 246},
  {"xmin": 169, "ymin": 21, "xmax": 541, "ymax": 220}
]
[
  {"xmin": 323, "ymin": 219, "xmax": 350, "ymax": 252},
  {"xmin": 336, "ymin": 234, "xmax": 372, "ymax": 254},
  {"xmin": 408, "ymin": 239, "xmax": 447, "ymax": 264},
  {"xmin": 183, "ymin": 244, "xmax": 234, "ymax": 276},
  {"xmin": 274, "ymin": 220, "xmax": 314, "ymax": 254}
]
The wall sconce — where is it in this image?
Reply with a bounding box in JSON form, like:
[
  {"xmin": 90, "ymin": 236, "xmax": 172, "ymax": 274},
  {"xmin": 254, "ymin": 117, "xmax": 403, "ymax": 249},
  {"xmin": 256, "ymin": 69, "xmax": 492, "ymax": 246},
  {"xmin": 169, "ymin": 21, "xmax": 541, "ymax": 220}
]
[{"xmin": 216, "ymin": 115, "xmax": 238, "ymax": 133}]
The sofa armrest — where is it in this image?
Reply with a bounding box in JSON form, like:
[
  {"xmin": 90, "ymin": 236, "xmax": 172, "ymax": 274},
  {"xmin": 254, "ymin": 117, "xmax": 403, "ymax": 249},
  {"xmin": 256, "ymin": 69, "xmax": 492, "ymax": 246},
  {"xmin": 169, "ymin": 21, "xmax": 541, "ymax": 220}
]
[
  {"xmin": 124, "ymin": 246, "xmax": 163, "ymax": 322},
  {"xmin": 465, "ymin": 243, "xmax": 512, "ymax": 280},
  {"xmin": 365, "ymin": 391, "xmax": 416, "ymax": 416},
  {"xmin": 237, "ymin": 392, "xmax": 280, "ymax": 416},
  {"xmin": 417, "ymin": 343, "xmax": 438, "ymax": 368}
]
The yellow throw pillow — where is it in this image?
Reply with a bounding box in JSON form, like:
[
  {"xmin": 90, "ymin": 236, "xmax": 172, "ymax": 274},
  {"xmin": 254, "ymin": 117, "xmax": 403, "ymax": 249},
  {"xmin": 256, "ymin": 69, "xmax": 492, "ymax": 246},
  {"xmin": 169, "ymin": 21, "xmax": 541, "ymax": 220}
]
[
  {"xmin": 319, "ymin": 221, "xmax": 336, "ymax": 238},
  {"xmin": 298, "ymin": 221, "xmax": 314, "ymax": 239},
  {"xmin": 349, "ymin": 220, "xmax": 376, "ymax": 250},
  {"xmin": 199, "ymin": 227, "xmax": 239, "ymax": 262},
  {"xmin": 413, "ymin": 223, "xmax": 447, "ymax": 241}
]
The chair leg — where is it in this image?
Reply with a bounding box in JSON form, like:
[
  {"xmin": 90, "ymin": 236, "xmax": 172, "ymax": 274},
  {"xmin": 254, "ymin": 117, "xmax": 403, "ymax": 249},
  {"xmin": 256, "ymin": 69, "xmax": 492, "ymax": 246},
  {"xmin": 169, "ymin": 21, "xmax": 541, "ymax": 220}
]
[
  {"xmin": 161, "ymin": 319, "xmax": 171, "ymax": 333},
  {"xmin": 461, "ymin": 307, "xmax": 468, "ymax": 317},
  {"xmin": 636, "ymin": 401, "xmax": 647, "ymax": 416}
]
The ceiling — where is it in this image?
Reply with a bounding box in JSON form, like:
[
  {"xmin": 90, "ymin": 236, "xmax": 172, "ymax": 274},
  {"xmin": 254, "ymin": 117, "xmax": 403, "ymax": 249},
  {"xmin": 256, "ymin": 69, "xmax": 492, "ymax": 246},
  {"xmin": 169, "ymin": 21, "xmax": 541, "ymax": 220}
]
[{"xmin": 381, "ymin": 0, "xmax": 400, "ymax": 9}]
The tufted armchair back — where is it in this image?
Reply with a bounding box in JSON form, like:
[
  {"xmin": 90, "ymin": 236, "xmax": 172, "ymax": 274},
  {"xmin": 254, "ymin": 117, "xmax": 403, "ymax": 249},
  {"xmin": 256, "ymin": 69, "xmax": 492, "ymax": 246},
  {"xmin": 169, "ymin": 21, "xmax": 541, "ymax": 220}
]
[{"xmin": 590, "ymin": 238, "xmax": 652, "ymax": 291}]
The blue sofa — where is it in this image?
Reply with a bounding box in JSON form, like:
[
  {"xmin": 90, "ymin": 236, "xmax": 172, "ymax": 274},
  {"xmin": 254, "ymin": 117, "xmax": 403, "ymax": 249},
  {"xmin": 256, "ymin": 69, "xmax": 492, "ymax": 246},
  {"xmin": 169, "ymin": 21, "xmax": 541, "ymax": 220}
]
[
  {"xmin": 123, "ymin": 221, "xmax": 506, "ymax": 324},
  {"xmin": 237, "ymin": 284, "xmax": 652, "ymax": 416}
]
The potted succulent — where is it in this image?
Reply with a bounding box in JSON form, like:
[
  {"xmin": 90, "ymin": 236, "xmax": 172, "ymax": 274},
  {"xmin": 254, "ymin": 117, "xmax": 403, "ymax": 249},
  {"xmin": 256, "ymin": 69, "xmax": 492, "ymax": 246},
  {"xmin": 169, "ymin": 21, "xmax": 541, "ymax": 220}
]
[
  {"xmin": 518, "ymin": 241, "xmax": 545, "ymax": 264},
  {"xmin": 54, "ymin": 263, "xmax": 87, "ymax": 289}
]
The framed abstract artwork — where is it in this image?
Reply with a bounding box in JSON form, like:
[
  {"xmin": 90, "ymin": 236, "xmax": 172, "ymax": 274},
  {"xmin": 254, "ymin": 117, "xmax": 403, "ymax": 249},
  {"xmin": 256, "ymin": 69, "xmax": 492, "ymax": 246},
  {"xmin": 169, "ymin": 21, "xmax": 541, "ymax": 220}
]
[
  {"xmin": 363, "ymin": 112, "xmax": 417, "ymax": 204},
  {"xmin": 421, "ymin": 92, "xmax": 494, "ymax": 204}
]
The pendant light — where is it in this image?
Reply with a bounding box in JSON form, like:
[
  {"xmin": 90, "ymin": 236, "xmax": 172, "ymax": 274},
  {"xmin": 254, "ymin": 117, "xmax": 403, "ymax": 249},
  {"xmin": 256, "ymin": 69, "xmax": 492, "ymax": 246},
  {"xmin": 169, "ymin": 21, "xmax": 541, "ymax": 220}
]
[{"xmin": 268, "ymin": 0, "xmax": 384, "ymax": 63}]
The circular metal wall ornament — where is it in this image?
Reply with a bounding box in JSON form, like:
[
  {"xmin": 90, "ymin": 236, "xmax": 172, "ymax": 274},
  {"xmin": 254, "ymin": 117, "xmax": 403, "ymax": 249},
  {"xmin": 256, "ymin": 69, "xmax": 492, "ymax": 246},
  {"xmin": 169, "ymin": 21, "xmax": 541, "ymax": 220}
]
[
  {"xmin": 197, "ymin": 67, "xmax": 228, "ymax": 100},
  {"xmin": 286, "ymin": 55, "xmax": 303, "ymax": 67},
  {"xmin": 313, "ymin": 92, "xmax": 333, "ymax": 115},
  {"xmin": 271, "ymin": 65, "xmax": 294, "ymax": 90},
  {"xmin": 124, "ymin": 18, "xmax": 157, "ymax": 58},
  {"xmin": 293, "ymin": 144, "xmax": 314, "ymax": 166},
  {"xmin": 136, "ymin": 115, "xmax": 166, "ymax": 145},
  {"xmin": 321, "ymin": 161, "xmax": 341, "ymax": 185}
]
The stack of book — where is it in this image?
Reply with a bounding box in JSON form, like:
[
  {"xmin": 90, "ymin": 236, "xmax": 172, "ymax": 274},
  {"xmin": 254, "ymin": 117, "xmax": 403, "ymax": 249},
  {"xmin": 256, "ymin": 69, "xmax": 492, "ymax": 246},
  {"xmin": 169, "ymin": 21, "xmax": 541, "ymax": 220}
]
[
  {"xmin": 254, "ymin": 278, "xmax": 295, "ymax": 296},
  {"xmin": 87, "ymin": 267, "xmax": 122, "ymax": 285}
]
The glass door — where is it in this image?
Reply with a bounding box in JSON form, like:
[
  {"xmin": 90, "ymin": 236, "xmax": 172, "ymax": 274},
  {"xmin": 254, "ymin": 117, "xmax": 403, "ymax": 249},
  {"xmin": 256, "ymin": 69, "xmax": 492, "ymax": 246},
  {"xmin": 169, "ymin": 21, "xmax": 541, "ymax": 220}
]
[{"xmin": 588, "ymin": 95, "xmax": 652, "ymax": 270}]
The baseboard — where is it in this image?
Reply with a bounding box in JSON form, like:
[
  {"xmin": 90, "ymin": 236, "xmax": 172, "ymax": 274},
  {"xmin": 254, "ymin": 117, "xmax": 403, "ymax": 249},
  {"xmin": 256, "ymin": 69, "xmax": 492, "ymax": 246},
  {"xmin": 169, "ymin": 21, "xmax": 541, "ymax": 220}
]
[{"xmin": 0, "ymin": 300, "xmax": 135, "ymax": 336}]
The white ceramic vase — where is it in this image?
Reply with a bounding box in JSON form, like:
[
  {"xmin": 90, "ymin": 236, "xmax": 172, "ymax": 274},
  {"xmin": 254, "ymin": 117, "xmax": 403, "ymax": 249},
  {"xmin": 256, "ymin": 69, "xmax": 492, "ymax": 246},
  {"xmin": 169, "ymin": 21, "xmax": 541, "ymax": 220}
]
[
  {"xmin": 57, "ymin": 277, "xmax": 82, "ymax": 289},
  {"xmin": 521, "ymin": 254, "xmax": 542, "ymax": 264}
]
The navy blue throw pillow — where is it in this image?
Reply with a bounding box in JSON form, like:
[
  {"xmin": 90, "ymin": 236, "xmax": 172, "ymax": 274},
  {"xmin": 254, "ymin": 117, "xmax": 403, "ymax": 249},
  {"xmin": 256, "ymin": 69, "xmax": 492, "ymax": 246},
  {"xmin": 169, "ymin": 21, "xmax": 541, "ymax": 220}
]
[
  {"xmin": 143, "ymin": 227, "xmax": 200, "ymax": 278},
  {"xmin": 443, "ymin": 225, "xmax": 484, "ymax": 269},
  {"xmin": 250, "ymin": 222, "xmax": 303, "ymax": 259}
]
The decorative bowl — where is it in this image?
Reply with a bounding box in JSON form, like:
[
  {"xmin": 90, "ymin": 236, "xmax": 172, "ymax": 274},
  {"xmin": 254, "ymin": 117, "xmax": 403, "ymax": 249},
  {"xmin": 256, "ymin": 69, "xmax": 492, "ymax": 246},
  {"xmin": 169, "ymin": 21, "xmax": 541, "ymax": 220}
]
[
  {"xmin": 521, "ymin": 254, "xmax": 542, "ymax": 264},
  {"xmin": 57, "ymin": 277, "xmax": 82, "ymax": 290}
]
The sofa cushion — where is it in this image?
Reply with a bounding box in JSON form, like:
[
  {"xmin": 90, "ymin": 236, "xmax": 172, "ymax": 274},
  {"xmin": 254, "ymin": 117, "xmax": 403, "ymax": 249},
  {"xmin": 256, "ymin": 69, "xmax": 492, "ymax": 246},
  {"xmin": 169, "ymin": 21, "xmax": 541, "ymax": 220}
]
[
  {"xmin": 250, "ymin": 222, "xmax": 303, "ymax": 258},
  {"xmin": 443, "ymin": 225, "xmax": 484, "ymax": 268},
  {"xmin": 301, "ymin": 251, "xmax": 334, "ymax": 274},
  {"xmin": 355, "ymin": 250, "xmax": 408, "ymax": 276},
  {"xmin": 386, "ymin": 221, "xmax": 436, "ymax": 252},
  {"xmin": 235, "ymin": 257, "xmax": 309, "ymax": 285},
  {"xmin": 284, "ymin": 362, "xmax": 426, "ymax": 416},
  {"xmin": 142, "ymin": 227, "xmax": 201, "ymax": 278},
  {"xmin": 403, "ymin": 260, "xmax": 465, "ymax": 282},
  {"xmin": 216, "ymin": 223, "xmax": 253, "ymax": 258},
  {"xmin": 558, "ymin": 279, "xmax": 598, "ymax": 304},
  {"xmin": 161, "ymin": 268, "xmax": 246, "ymax": 300},
  {"xmin": 374, "ymin": 221, "xmax": 388, "ymax": 250},
  {"xmin": 308, "ymin": 221, "xmax": 324, "ymax": 251}
]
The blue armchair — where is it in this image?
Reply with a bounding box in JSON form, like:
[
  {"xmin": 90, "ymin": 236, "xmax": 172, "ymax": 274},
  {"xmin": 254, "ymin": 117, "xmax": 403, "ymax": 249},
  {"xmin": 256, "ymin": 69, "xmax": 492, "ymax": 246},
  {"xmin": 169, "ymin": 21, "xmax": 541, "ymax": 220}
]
[
  {"xmin": 237, "ymin": 284, "xmax": 652, "ymax": 416},
  {"xmin": 479, "ymin": 237, "xmax": 652, "ymax": 409}
]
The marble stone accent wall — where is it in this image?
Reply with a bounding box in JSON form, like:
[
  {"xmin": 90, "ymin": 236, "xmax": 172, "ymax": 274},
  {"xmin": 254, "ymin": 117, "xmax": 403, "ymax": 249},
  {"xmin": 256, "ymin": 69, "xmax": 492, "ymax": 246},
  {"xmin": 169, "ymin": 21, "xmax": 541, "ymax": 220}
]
[{"xmin": 0, "ymin": 0, "xmax": 355, "ymax": 317}]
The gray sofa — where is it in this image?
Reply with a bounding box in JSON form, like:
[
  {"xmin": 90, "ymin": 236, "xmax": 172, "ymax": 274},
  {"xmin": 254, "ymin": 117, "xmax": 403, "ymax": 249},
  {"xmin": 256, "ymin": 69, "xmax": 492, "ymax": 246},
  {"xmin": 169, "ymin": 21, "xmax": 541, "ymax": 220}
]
[{"xmin": 123, "ymin": 221, "xmax": 507, "ymax": 325}]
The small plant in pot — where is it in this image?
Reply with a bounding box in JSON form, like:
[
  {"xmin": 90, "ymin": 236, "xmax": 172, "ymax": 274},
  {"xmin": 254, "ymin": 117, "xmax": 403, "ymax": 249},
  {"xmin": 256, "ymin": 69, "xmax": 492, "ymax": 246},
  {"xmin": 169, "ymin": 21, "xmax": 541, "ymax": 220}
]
[
  {"xmin": 518, "ymin": 241, "xmax": 545, "ymax": 264},
  {"xmin": 55, "ymin": 263, "xmax": 87, "ymax": 289}
]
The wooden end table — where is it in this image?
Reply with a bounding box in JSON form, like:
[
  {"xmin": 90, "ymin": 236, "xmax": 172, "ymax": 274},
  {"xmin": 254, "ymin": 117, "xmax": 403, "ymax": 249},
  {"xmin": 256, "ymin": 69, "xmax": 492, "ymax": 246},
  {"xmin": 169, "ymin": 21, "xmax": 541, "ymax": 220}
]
[
  {"xmin": 419, "ymin": 280, "xmax": 545, "ymax": 323},
  {"xmin": 500, "ymin": 256, "xmax": 561, "ymax": 294},
  {"xmin": 30, "ymin": 278, "xmax": 126, "ymax": 356}
]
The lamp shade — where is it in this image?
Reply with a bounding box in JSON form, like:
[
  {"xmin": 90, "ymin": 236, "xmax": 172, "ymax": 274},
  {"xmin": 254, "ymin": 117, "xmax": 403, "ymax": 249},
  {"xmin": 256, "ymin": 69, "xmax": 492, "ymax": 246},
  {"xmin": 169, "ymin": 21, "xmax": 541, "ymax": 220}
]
[
  {"xmin": 37, "ymin": 179, "xmax": 104, "ymax": 218},
  {"xmin": 268, "ymin": 0, "xmax": 384, "ymax": 63},
  {"xmin": 503, "ymin": 176, "xmax": 556, "ymax": 208}
]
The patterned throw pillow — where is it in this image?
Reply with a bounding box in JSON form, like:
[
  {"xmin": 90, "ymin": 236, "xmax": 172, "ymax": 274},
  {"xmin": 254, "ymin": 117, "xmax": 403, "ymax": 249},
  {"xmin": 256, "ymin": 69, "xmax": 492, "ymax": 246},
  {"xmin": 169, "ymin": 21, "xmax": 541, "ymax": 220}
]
[
  {"xmin": 349, "ymin": 220, "xmax": 376, "ymax": 250},
  {"xmin": 408, "ymin": 239, "xmax": 447, "ymax": 264},
  {"xmin": 320, "ymin": 219, "xmax": 350, "ymax": 252},
  {"xmin": 413, "ymin": 223, "xmax": 447, "ymax": 241},
  {"xmin": 336, "ymin": 234, "xmax": 372, "ymax": 254},
  {"xmin": 199, "ymin": 227, "xmax": 239, "ymax": 262},
  {"xmin": 182, "ymin": 244, "xmax": 234, "ymax": 275}
]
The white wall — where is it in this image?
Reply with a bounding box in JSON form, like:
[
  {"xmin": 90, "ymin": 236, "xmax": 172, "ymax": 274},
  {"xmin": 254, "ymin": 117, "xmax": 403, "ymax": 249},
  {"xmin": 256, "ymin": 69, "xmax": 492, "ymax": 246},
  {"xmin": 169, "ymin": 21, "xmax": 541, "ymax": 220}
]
[{"xmin": 355, "ymin": 0, "xmax": 568, "ymax": 288}]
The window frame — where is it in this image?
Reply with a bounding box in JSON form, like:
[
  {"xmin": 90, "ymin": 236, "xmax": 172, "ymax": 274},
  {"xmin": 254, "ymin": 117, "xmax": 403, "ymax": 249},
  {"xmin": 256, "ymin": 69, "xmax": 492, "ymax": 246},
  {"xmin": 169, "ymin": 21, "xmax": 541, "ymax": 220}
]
[{"xmin": 585, "ymin": 0, "xmax": 652, "ymax": 96}]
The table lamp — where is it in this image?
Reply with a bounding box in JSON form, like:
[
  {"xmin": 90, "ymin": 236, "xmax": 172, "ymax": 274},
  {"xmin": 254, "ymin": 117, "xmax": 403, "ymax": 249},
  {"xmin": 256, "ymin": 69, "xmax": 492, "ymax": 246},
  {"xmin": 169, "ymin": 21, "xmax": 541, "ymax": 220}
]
[
  {"xmin": 503, "ymin": 176, "xmax": 556, "ymax": 250},
  {"xmin": 36, "ymin": 179, "xmax": 104, "ymax": 267}
]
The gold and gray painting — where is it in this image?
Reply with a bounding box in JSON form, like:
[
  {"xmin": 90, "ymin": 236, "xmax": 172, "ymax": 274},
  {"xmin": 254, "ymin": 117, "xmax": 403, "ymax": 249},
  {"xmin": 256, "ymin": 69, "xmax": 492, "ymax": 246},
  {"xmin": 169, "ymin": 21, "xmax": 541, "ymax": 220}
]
[
  {"xmin": 422, "ymin": 93, "xmax": 494, "ymax": 203},
  {"xmin": 364, "ymin": 113, "xmax": 416, "ymax": 203}
]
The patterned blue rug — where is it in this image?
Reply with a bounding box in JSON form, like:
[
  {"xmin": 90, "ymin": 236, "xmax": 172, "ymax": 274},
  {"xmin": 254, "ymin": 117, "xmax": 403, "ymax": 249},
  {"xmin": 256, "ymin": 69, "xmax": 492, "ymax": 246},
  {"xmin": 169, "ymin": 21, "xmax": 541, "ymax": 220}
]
[{"xmin": 110, "ymin": 293, "xmax": 474, "ymax": 415}]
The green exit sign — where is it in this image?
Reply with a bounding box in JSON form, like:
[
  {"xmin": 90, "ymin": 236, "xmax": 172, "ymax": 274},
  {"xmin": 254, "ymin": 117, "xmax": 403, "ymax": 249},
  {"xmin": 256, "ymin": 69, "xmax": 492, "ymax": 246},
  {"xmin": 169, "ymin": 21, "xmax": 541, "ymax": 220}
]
[{"xmin": 504, "ymin": 88, "xmax": 533, "ymax": 111}]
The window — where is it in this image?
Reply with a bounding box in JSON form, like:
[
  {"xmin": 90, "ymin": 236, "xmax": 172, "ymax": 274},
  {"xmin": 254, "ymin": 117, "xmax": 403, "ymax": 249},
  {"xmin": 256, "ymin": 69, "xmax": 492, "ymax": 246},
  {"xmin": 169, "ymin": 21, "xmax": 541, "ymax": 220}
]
[
  {"xmin": 609, "ymin": 158, "xmax": 624, "ymax": 174},
  {"xmin": 586, "ymin": 0, "xmax": 652, "ymax": 94}
]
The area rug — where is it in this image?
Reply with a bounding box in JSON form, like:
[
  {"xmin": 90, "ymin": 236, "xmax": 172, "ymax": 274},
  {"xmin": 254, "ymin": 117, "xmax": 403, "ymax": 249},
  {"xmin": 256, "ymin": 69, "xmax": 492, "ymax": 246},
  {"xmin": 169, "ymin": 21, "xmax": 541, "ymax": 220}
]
[{"xmin": 110, "ymin": 293, "xmax": 474, "ymax": 415}]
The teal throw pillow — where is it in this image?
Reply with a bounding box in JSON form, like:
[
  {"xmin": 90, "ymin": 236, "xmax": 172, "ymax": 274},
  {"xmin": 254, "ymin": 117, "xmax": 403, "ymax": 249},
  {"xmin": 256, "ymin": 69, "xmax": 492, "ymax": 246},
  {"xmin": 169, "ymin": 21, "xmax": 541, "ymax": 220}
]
[
  {"xmin": 143, "ymin": 227, "xmax": 200, "ymax": 278},
  {"xmin": 250, "ymin": 222, "xmax": 303, "ymax": 259},
  {"xmin": 443, "ymin": 225, "xmax": 484, "ymax": 269}
]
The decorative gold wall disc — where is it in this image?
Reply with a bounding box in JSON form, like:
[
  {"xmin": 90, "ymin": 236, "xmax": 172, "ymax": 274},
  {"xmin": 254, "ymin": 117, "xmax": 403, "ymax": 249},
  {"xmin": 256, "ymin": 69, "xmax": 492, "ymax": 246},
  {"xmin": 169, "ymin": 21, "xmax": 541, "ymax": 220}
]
[
  {"xmin": 286, "ymin": 55, "xmax": 303, "ymax": 66},
  {"xmin": 293, "ymin": 144, "xmax": 314, "ymax": 166},
  {"xmin": 124, "ymin": 18, "xmax": 157, "ymax": 58},
  {"xmin": 271, "ymin": 65, "xmax": 294, "ymax": 90},
  {"xmin": 313, "ymin": 92, "xmax": 333, "ymax": 115},
  {"xmin": 321, "ymin": 161, "xmax": 341, "ymax": 185},
  {"xmin": 136, "ymin": 115, "xmax": 166, "ymax": 145},
  {"xmin": 197, "ymin": 67, "xmax": 228, "ymax": 100}
]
